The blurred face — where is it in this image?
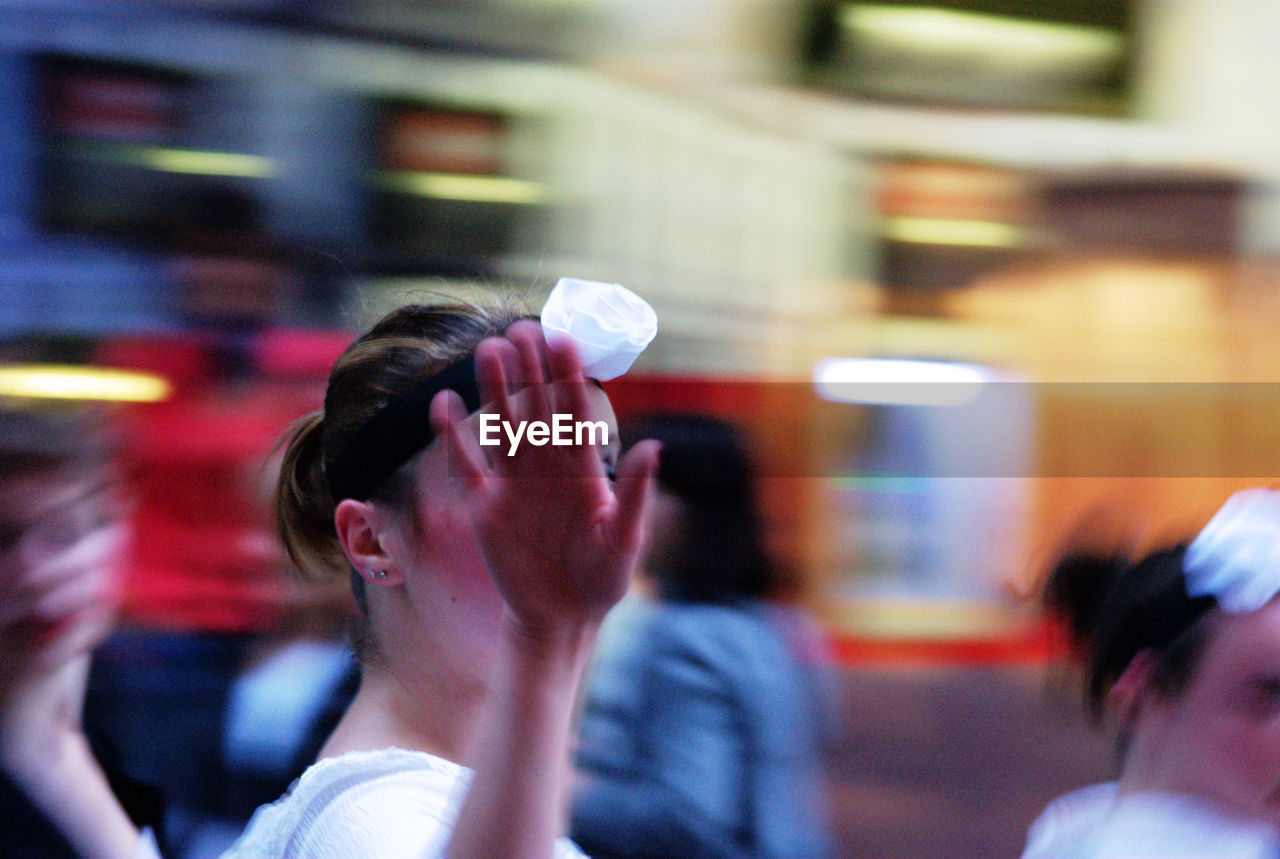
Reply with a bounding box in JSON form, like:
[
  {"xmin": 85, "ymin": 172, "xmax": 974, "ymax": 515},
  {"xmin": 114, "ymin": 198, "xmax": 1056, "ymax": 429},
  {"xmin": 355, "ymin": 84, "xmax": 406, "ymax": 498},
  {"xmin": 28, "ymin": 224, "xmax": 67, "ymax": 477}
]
[
  {"xmin": 0, "ymin": 465, "xmax": 124, "ymax": 673},
  {"xmin": 640, "ymin": 485, "xmax": 686, "ymax": 579},
  {"xmin": 1145, "ymin": 598, "xmax": 1280, "ymax": 827},
  {"xmin": 384, "ymin": 384, "xmax": 621, "ymax": 667}
]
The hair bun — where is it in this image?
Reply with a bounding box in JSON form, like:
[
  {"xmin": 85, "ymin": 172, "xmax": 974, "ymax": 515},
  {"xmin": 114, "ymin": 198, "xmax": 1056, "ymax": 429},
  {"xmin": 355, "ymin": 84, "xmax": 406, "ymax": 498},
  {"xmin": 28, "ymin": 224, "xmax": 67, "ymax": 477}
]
[{"xmin": 1043, "ymin": 552, "xmax": 1128, "ymax": 654}]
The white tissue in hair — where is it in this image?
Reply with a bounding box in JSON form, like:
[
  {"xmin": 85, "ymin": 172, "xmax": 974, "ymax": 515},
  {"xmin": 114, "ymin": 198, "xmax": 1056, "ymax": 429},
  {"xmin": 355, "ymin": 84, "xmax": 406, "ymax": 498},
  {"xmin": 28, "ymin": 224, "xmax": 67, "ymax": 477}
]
[
  {"xmin": 540, "ymin": 278, "xmax": 657, "ymax": 381},
  {"xmin": 1185, "ymin": 488, "xmax": 1280, "ymax": 613}
]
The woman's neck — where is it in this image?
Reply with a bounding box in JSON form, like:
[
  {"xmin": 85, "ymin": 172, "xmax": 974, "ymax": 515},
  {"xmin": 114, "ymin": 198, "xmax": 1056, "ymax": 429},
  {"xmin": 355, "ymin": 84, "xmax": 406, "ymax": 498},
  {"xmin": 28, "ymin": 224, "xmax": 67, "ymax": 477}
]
[{"xmin": 317, "ymin": 650, "xmax": 486, "ymax": 765}]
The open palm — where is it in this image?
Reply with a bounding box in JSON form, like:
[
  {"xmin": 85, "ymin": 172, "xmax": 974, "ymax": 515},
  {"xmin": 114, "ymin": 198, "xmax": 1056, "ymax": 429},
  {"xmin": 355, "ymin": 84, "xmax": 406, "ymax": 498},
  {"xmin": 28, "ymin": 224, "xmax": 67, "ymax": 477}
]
[{"xmin": 430, "ymin": 321, "xmax": 658, "ymax": 637}]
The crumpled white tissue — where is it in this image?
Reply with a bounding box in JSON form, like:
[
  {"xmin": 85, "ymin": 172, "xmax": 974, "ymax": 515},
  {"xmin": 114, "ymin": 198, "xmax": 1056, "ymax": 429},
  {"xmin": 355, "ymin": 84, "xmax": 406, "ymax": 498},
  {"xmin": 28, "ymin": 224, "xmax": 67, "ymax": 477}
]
[
  {"xmin": 540, "ymin": 277, "xmax": 657, "ymax": 381},
  {"xmin": 1185, "ymin": 488, "xmax": 1280, "ymax": 613}
]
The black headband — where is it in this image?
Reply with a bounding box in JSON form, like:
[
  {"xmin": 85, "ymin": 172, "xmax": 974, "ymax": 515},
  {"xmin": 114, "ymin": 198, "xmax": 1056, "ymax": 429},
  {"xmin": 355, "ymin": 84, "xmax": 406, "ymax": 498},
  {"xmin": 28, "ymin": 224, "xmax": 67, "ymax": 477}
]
[{"xmin": 325, "ymin": 356, "xmax": 482, "ymax": 502}]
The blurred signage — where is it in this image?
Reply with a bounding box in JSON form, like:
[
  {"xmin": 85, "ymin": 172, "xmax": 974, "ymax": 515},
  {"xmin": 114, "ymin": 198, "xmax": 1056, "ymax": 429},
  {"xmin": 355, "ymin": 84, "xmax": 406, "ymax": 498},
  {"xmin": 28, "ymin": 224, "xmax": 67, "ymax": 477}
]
[
  {"xmin": 44, "ymin": 59, "xmax": 185, "ymax": 145},
  {"xmin": 36, "ymin": 57, "xmax": 272, "ymax": 250},
  {"xmin": 876, "ymin": 160, "xmax": 1035, "ymax": 292},
  {"xmin": 368, "ymin": 101, "xmax": 527, "ymax": 275},
  {"xmin": 1041, "ymin": 171, "xmax": 1244, "ymax": 256},
  {"xmin": 878, "ymin": 161, "xmax": 1030, "ymax": 223},
  {"xmin": 381, "ymin": 107, "xmax": 505, "ymax": 175}
]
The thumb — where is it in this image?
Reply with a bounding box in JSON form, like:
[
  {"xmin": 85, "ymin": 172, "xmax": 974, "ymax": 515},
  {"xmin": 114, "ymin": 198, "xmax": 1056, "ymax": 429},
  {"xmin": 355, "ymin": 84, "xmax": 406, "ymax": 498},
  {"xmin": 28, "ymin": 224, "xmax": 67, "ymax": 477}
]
[{"xmin": 610, "ymin": 440, "xmax": 661, "ymax": 555}]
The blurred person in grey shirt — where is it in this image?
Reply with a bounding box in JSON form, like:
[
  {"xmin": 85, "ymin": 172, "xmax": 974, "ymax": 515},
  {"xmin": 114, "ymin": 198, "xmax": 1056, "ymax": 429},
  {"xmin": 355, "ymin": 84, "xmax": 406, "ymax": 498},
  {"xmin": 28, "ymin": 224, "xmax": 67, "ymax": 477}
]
[{"xmin": 572, "ymin": 413, "xmax": 835, "ymax": 859}]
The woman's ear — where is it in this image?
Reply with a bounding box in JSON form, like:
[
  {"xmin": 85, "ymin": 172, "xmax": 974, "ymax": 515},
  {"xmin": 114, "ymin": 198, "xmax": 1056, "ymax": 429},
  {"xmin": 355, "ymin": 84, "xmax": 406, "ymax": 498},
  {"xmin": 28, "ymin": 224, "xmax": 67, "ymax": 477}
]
[
  {"xmin": 1108, "ymin": 648, "xmax": 1160, "ymax": 724},
  {"xmin": 334, "ymin": 499, "xmax": 405, "ymax": 587}
]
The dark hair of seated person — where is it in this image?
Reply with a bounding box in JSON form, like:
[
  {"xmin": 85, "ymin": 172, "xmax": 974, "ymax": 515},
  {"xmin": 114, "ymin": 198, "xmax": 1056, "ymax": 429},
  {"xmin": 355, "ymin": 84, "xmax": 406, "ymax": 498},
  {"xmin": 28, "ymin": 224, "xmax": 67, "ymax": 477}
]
[{"xmin": 623, "ymin": 413, "xmax": 779, "ymax": 604}]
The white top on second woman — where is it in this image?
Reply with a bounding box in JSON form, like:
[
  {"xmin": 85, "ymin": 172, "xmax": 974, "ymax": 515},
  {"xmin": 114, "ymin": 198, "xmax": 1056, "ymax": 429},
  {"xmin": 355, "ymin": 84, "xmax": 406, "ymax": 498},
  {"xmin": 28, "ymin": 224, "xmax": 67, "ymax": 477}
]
[{"xmin": 1022, "ymin": 782, "xmax": 1279, "ymax": 859}]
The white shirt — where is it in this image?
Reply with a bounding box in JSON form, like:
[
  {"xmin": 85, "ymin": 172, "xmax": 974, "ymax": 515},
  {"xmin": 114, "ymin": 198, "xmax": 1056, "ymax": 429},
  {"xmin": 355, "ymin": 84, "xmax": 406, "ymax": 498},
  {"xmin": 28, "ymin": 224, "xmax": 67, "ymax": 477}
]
[
  {"xmin": 219, "ymin": 747, "xmax": 586, "ymax": 859},
  {"xmin": 1023, "ymin": 782, "xmax": 1280, "ymax": 859}
]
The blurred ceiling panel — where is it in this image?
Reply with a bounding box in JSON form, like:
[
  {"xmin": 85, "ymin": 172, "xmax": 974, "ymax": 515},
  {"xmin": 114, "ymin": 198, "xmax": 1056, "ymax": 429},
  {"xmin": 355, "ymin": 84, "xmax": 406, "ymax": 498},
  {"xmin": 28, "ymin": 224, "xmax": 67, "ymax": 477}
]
[{"xmin": 799, "ymin": 0, "xmax": 1136, "ymax": 115}]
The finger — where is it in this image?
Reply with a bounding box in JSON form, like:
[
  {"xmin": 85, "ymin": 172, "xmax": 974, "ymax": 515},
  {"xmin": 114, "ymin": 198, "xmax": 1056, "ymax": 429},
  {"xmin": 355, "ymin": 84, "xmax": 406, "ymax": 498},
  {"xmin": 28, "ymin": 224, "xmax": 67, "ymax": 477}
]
[
  {"xmin": 545, "ymin": 334, "xmax": 595, "ymax": 432},
  {"xmin": 506, "ymin": 321, "xmax": 552, "ymax": 424},
  {"xmin": 43, "ymin": 605, "xmax": 115, "ymax": 663},
  {"xmin": 430, "ymin": 389, "xmax": 488, "ymax": 490},
  {"xmin": 610, "ymin": 440, "xmax": 661, "ymax": 555},
  {"xmin": 2, "ymin": 556, "xmax": 73, "ymax": 603},
  {"xmin": 30, "ymin": 565, "xmax": 109, "ymax": 622},
  {"xmin": 506, "ymin": 320, "xmax": 552, "ymax": 383},
  {"xmin": 0, "ymin": 586, "xmax": 37, "ymax": 627},
  {"xmin": 544, "ymin": 332, "xmax": 585, "ymax": 384},
  {"xmin": 474, "ymin": 337, "xmax": 521, "ymax": 418},
  {"xmin": 14, "ymin": 605, "xmax": 114, "ymax": 674},
  {"xmin": 1, "ymin": 524, "xmax": 122, "ymax": 611},
  {"xmin": 497, "ymin": 337, "xmax": 525, "ymax": 393},
  {"xmin": 44, "ymin": 523, "xmax": 126, "ymax": 580},
  {"xmin": 471, "ymin": 339, "xmax": 525, "ymax": 478}
]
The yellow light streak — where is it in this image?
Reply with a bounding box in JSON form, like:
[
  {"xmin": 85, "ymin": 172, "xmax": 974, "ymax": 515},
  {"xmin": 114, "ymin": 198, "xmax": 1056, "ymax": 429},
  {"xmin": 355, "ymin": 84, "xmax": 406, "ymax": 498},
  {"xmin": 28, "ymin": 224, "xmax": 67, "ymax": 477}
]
[
  {"xmin": 884, "ymin": 216, "xmax": 1026, "ymax": 248},
  {"xmin": 0, "ymin": 365, "xmax": 171, "ymax": 402},
  {"xmin": 376, "ymin": 170, "xmax": 548, "ymax": 204}
]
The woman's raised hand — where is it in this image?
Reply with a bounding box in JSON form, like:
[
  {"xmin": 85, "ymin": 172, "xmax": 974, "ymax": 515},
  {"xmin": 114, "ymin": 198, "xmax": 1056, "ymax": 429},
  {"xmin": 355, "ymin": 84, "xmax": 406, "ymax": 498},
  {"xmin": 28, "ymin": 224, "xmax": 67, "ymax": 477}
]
[
  {"xmin": 436, "ymin": 321, "xmax": 658, "ymax": 858},
  {"xmin": 431, "ymin": 320, "xmax": 658, "ymax": 640}
]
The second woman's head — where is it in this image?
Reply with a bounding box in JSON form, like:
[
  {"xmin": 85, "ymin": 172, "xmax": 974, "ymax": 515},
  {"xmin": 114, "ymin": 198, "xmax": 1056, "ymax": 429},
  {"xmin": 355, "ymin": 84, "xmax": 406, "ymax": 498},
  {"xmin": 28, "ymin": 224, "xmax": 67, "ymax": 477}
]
[{"xmin": 1047, "ymin": 489, "xmax": 1280, "ymax": 825}]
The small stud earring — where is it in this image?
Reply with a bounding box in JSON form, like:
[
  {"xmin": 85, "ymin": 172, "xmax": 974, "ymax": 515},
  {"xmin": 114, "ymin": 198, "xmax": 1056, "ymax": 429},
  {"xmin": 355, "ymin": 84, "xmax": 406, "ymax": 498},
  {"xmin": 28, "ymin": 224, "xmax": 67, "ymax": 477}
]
[{"xmin": 371, "ymin": 569, "xmax": 388, "ymax": 580}]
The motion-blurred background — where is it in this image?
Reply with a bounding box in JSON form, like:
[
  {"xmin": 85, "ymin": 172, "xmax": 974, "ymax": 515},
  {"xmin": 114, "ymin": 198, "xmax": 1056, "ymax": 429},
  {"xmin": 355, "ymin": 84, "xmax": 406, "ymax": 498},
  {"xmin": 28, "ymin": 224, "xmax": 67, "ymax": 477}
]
[{"xmin": 3, "ymin": 1, "xmax": 1279, "ymax": 855}]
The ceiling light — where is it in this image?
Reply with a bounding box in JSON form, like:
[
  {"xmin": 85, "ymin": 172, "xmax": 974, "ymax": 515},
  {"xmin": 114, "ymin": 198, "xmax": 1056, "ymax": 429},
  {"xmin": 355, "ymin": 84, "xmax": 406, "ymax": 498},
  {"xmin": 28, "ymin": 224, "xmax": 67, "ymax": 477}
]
[
  {"xmin": 842, "ymin": 5, "xmax": 1123, "ymax": 64},
  {"xmin": 815, "ymin": 358, "xmax": 988, "ymax": 406}
]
